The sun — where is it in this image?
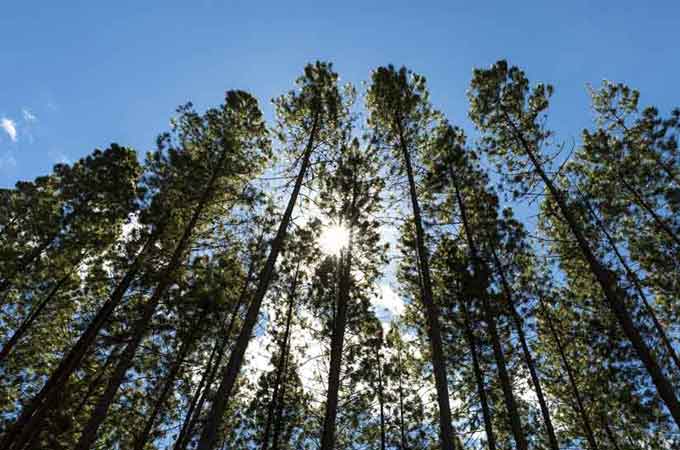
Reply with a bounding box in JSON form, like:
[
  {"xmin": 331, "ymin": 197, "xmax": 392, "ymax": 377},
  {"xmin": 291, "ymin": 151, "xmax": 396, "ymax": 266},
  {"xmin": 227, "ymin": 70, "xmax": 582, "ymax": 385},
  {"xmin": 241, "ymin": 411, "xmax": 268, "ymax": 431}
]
[{"xmin": 319, "ymin": 224, "xmax": 350, "ymax": 255}]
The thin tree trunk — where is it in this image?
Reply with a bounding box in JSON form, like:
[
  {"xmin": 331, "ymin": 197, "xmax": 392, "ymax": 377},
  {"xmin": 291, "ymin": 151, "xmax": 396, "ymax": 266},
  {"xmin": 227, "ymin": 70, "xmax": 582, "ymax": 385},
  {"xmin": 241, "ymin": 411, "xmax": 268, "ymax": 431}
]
[
  {"xmin": 320, "ymin": 227, "xmax": 352, "ymax": 450},
  {"xmin": 451, "ymin": 175, "xmax": 527, "ymax": 450},
  {"xmin": 504, "ymin": 111, "xmax": 680, "ymax": 426},
  {"xmin": 1, "ymin": 230, "xmax": 159, "ymax": 450},
  {"xmin": 74, "ymin": 346, "xmax": 120, "ymax": 413},
  {"xmin": 262, "ymin": 264, "xmax": 300, "ymax": 450},
  {"xmin": 489, "ymin": 247, "xmax": 559, "ymax": 450},
  {"xmin": 0, "ymin": 271, "xmax": 72, "ymax": 362},
  {"xmin": 601, "ymin": 416, "xmax": 622, "ymax": 450},
  {"xmin": 74, "ymin": 145, "xmax": 228, "ymax": 450},
  {"xmin": 270, "ymin": 338, "xmax": 291, "ymax": 450},
  {"xmin": 173, "ymin": 339, "xmax": 219, "ymax": 450},
  {"xmin": 376, "ymin": 344, "xmax": 387, "ymax": 450},
  {"xmin": 538, "ymin": 298, "xmax": 599, "ymax": 450},
  {"xmin": 460, "ymin": 299, "xmax": 496, "ymax": 450},
  {"xmin": 174, "ymin": 235, "xmax": 263, "ymax": 450},
  {"xmin": 395, "ymin": 117, "xmax": 456, "ymax": 450},
  {"xmin": 196, "ymin": 112, "xmax": 320, "ymax": 450},
  {"xmin": 618, "ymin": 175, "xmax": 680, "ymax": 248},
  {"xmin": 395, "ymin": 342, "xmax": 408, "ymax": 450},
  {"xmin": 132, "ymin": 308, "xmax": 207, "ymax": 450},
  {"xmin": 174, "ymin": 270, "xmax": 256, "ymax": 450},
  {"xmin": 578, "ymin": 191, "xmax": 680, "ymax": 373}
]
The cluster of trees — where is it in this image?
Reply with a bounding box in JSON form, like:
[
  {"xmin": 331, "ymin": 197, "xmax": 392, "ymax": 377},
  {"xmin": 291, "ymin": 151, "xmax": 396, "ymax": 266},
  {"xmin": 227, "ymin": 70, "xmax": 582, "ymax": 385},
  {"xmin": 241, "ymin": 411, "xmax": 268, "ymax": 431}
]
[{"xmin": 1, "ymin": 60, "xmax": 678, "ymax": 450}]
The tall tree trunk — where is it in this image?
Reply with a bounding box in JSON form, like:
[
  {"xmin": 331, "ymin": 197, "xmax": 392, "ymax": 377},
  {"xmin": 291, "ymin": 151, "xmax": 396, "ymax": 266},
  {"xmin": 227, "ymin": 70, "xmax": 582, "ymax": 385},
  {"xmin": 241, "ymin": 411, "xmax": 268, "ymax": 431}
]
[
  {"xmin": 601, "ymin": 415, "xmax": 622, "ymax": 450},
  {"xmin": 376, "ymin": 344, "xmax": 387, "ymax": 450},
  {"xmin": 74, "ymin": 146, "xmax": 228, "ymax": 450},
  {"xmin": 618, "ymin": 175, "xmax": 680, "ymax": 248},
  {"xmin": 174, "ymin": 271, "xmax": 256, "ymax": 450},
  {"xmin": 262, "ymin": 265, "xmax": 300, "ymax": 450},
  {"xmin": 173, "ymin": 338, "xmax": 219, "ymax": 450},
  {"xmin": 578, "ymin": 191, "xmax": 680, "ymax": 373},
  {"xmin": 538, "ymin": 298, "xmax": 599, "ymax": 450},
  {"xmin": 489, "ymin": 247, "xmax": 559, "ymax": 450},
  {"xmin": 270, "ymin": 336, "xmax": 291, "ymax": 450},
  {"xmin": 196, "ymin": 113, "xmax": 319, "ymax": 450},
  {"xmin": 74, "ymin": 346, "xmax": 120, "ymax": 413},
  {"xmin": 451, "ymin": 175, "xmax": 527, "ymax": 450},
  {"xmin": 504, "ymin": 112, "xmax": 680, "ymax": 426},
  {"xmin": 174, "ymin": 236, "xmax": 263, "ymax": 450},
  {"xmin": 0, "ymin": 270, "xmax": 72, "ymax": 362},
  {"xmin": 395, "ymin": 117, "xmax": 456, "ymax": 450},
  {"xmin": 460, "ymin": 299, "xmax": 496, "ymax": 450},
  {"xmin": 320, "ymin": 228, "xmax": 352, "ymax": 450},
  {"xmin": 132, "ymin": 308, "xmax": 207, "ymax": 450},
  {"xmin": 1, "ymin": 230, "xmax": 160, "ymax": 450},
  {"xmin": 396, "ymin": 342, "xmax": 408, "ymax": 450}
]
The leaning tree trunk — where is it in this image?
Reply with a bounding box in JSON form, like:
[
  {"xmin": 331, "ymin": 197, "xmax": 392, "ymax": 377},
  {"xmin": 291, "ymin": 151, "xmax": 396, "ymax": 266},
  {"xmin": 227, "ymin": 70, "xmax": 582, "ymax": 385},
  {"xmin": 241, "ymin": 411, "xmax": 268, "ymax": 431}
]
[
  {"xmin": 132, "ymin": 308, "xmax": 208, "ymax": 450},
  {"xmin": 489, "ymin": 247, "xmax": 559, "ymax": 450},
  {"xmin": 262, "ymin": 265, "xmax": 300, "ymax": 450},
  {"xmin": 459, "ymin": 298, "xmax": 497, "ymax": 450},
  {"xmin": 0, "ymin": 269, "xmax": 73, "ymax": 362},
  {"xmin": 578, "ymin": 191, "xmax": 680, "ymax": 373},
  {"xmin": 395, "ymin": 117, "xmax": 457, "ymax": 450},
  {"xmin": 195, "ymin": 113, "xmax": 320, "ymax": 450},
  {"xmin": 451, "ymin": 177, "xmax": 527, "ymax": 450},
  {"xmin": 618, "ymin": 174, "xmax": 680, "ymax": 248},
  {"xmin": 173, "ymin": 339, "xmax": 219, "ymax": 450},
  {"xmin": 504, "ymin": 112, "xmax": 680, "ymax": 426},
  {"xmin": 538, "ymin": 298, "xmax": 599, "ymax": 450},
  {"xmin": 74, "ymin": 146, "xmax": 229, "ymax": 450},
  {"xmin": 1, "ymin": 228, "xmax": 160, "ymax": 450},
  {"xmin": 174, "ymin": 267, "xmax": 259, "ymax": 450}
]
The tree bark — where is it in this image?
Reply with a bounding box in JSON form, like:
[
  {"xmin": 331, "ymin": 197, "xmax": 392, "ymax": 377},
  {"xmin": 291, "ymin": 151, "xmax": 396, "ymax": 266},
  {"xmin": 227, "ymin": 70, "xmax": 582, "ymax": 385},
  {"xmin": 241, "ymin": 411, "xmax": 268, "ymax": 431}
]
[
  {"xmin": 172, "ymin": 338, "xmax": 219, "ymax": 450},
  {"xmin": 174, "ymin": 236, "xmax": 263, "ymax": 450}
]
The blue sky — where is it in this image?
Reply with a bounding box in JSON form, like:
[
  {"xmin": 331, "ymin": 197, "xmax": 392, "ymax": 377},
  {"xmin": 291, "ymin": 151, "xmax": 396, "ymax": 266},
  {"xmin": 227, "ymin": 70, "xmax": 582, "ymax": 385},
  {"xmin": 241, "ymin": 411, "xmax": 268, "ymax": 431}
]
[{"xmin": 1, "ymin": 1, "xmax": 679, "ymax": 187}]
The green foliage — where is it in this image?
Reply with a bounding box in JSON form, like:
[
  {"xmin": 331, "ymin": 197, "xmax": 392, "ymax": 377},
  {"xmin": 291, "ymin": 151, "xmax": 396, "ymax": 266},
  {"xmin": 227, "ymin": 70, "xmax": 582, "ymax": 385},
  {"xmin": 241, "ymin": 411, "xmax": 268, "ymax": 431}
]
[{"xmin": 2, "ymin": 60, "xmax": 679, "ymax": 450}]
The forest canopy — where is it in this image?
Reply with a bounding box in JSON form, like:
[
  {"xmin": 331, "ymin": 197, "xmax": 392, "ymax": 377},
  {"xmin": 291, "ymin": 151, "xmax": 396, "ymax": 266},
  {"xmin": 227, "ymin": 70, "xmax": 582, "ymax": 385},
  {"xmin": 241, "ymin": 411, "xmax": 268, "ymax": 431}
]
[{"xmin": 1, "ymin": 60, "xmax": 679, "ymax": 450}]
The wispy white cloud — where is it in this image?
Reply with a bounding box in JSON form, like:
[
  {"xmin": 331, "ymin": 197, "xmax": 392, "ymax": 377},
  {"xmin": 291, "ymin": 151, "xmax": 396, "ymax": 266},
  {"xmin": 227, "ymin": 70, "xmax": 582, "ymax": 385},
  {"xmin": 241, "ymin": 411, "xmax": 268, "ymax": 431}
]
[
  {"xmin": 22, "ymin": 108, "xmax": 37, "ymax": 122},
  {"xmin": 1, "ymin": 117, "xmax": 17, "ymax": 142}
]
